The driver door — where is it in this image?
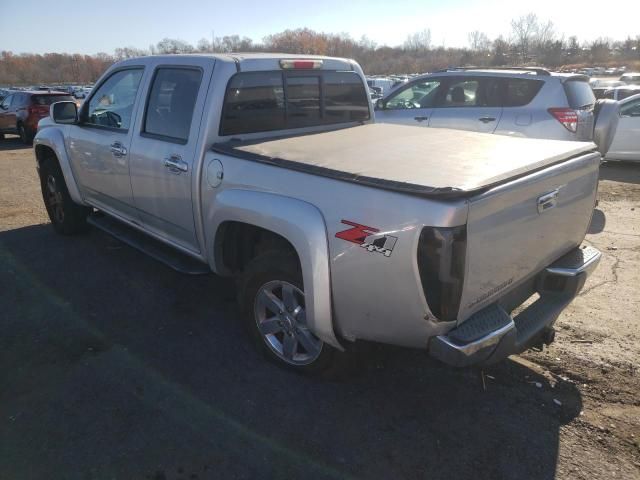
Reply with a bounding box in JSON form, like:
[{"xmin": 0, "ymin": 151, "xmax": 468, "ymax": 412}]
[
  {"xmin": 374, "ymin": 78, "xmax": 443, "ymax": 126},
  {"xmin": 67, "ymin": 68, "xmax": 145, "ymax": 219}
]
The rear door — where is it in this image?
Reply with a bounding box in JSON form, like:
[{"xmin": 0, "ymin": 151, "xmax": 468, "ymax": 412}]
[
  {"xmin": 428, "ymin": 76, "xmax": 503, "ymax": 133},
  {"xmin": 374, "ymin": 78, "xmax": 443, "ymax": 126},
  {"xmin": 607, "ymin": 96, "xmax": 640, "ymax": 161},
  {"xmin": 494, "ymin": 77, "xmax": 545, "ymax": 135},
  {"xmin": 128, "ymin": 59, "xmax": 212, "ymax": 252}
]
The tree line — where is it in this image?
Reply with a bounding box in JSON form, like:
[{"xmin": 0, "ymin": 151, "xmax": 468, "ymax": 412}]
[{"xmin": 1, "ymin": 13, "xmax": 639, "ymax": 85}]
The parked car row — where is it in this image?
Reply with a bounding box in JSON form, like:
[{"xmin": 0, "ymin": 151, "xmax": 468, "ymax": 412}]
[{"xmin": 2, "ymin": 64, "xmax": 636, "ymax": 162}]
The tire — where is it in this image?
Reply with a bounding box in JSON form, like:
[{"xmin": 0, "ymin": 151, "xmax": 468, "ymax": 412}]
[
  {"xmin": 39, "ymin": 157, "xmax": 91, "ymax": 235},
  {"xmin": 18, "ymin": 123, "xmax": 33, "ymax": 145},
  {"xmin": 239, "ymin": 250, "xmax": 348, "ymax": 377}
]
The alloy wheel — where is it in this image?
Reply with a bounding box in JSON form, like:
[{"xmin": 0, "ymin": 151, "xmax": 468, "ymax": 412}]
[{"xmin": 254, "ymin": 280, "xmax": 323, "ymax": 366}]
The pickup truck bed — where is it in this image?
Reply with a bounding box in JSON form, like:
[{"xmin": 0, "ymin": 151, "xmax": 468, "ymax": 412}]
[{"xmin": 213, "ymin": 123, "xmax": 597, "ymax": 198}]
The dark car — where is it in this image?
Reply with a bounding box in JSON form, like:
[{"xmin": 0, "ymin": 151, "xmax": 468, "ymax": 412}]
[{"xmin": 0, "ymin": 90, "xmax": 74, "ymax": 144}]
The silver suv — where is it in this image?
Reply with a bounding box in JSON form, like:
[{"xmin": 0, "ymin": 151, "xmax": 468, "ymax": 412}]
[{"xmin": 374, "ymin": 67, "xmax": 614, "ymax": 147}]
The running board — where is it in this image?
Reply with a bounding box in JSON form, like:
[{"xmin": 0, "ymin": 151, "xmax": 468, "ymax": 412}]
[{"xmin": 87, "ymin": 214, "xmax": 210, "ymax": 275}]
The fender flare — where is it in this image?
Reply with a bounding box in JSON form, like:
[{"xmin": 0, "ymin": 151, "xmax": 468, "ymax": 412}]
[
  {"xmin": 34, "ymin": 128, "xmax": 86, "ymax": 205},
  {"xmin": 206, "ymin": 189, "xmax": 342, "ymax": 350}
]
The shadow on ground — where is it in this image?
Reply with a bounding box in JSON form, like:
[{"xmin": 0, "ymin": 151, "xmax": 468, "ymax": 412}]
[
  {"xmin": 0, "ymin": 224, "xmax": 582, "ymax": 480},
  {"xmin": 0, "ymin": 135, "xmax": 30, "ymax": 151},
  {"xmin": 600, "ymin": 161, "xmax": 640, "ymax": 184},
  {"xmin": 588, "ymin": 208, "xmax": 606, "ymax": 234}
]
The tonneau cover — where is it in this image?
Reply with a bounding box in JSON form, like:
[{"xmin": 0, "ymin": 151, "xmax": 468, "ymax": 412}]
[{"xmin": 212, "ymin": 124, "xmax": 597, "ymax": 198}]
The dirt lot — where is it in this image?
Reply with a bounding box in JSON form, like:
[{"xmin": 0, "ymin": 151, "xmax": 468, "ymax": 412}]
[{"xmin": 0, "ymin": 136, "xmax": 638, "ymax": 480}]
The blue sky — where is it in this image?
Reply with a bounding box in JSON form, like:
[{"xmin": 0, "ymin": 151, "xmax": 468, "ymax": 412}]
[{"xmin": 0, "ymin": 0, "xmax": 635, "ymax": 54}]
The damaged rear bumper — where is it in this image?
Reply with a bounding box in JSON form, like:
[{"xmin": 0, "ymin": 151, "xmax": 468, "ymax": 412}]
[{"xmin": 429, "ymin": 245, "xmax": 601, "ymax": 367}]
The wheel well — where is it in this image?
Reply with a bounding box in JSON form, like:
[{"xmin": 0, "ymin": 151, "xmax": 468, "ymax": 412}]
[
  {"xmin": 35, "ymin": 145, "xmax": 58, "ymax": 167},
  {"xmin": 215, "ymin": 221, "xmax": 299, "ymax": 275}
]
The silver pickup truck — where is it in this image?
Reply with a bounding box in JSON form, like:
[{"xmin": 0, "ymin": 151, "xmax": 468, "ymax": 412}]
[{"xmin": 34, "ymin": 54, "xmax": 603, "ymax": 375}]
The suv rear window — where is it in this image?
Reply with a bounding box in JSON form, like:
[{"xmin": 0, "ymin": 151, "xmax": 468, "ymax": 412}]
[
  {"xmin": 503, "ymin": 78, "xmax": 544, "ymax": 107},
  {"xmin": 31, "ymin": 95, "xmax": 73, "ymax": 105},
  {"xmin": 221, "ymin": 71, "xmax": 370, "ymax": 136},
  {"xmin": 564, "ymin": 80, "xmax": 596, "ymax": 109}
]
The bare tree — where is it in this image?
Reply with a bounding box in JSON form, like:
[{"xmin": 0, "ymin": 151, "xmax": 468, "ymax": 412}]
[
  {"xmin": 468, "ymin": 31, "xmax": 490, "ymax": 52},
  {"xmin": 404, "ymin": 29, "xmax": 431, "ymax": 51},
  {"xmin": 511, "ymin": 13, "xmax": 538, "ymax": 62},
  {"xmin": 155, "ymin": 38, "xmax": 194, "ymax": 54}
]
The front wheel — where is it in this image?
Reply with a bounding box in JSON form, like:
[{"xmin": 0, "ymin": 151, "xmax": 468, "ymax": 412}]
[
  {"xmin": 39, "ymin": 158, "xmax": 91, "ymax": 235},
  {"xmin": 240, "ymin": 251, "xmax": 346, "ymax": 376}
]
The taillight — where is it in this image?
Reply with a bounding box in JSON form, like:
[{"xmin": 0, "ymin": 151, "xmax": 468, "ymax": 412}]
[
  {"xmin": 279, "ymin": 59, "xmax": 323, "ymax": 70},
  {"xmin": 417, "ymin": 225, "xmax": 467, "ymax": 322},
  {"xmin": 29, "ymin": 105, "xmax": 49, "ymax": 116},
  {"xmin": 548, "ymin": 107, "xmax": 578, "ymax": 133}
]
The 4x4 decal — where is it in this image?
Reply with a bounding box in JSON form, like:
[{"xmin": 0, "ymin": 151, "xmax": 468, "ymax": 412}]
[{"xmin": 335, "ymin": 220, "xmax": 397, "ymax": 257}]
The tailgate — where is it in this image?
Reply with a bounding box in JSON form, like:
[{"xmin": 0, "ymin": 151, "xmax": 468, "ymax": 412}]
[{"xmin": 457, "ymin": 151, "xmax": 600, "ymax": 323}]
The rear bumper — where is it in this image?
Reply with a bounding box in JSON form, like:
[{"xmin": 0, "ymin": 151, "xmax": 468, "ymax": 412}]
[{"xmin": 429, "ymin": 245, "xmax": 601, "ymax": 367}]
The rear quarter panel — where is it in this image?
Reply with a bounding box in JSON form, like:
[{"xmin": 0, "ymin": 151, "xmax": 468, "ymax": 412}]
[{"xmin": 200, "ymin": 152, "xmax": 469, "ymax": 348}]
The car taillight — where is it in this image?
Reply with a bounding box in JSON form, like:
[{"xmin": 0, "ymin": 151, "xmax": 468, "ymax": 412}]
[
  {"xmin": 29, "ymin": 105, "xmax": 49, "ymax": 115},
  {"xmin": 548, "ymin": 107, "xmax": 578, "ymax": 133},
  {"xmin": 417, "ymin": 225, "xmax": 466, "ymax": 322},
  {"xmin": 279, "ymin": 59, "xmax": 323, "ymax": 69}
]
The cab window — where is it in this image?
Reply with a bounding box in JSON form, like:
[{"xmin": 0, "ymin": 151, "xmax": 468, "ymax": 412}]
[
  {"xmin": 143, "ymin": 67, "xmax": 202, "ymax": 143},
  {"xmin": 84, "ymin": 68, "xmax": 143, "ymax": 130}
]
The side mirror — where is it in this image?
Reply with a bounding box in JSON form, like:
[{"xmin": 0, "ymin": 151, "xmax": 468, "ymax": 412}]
[
  {"xmin": 375, "ymin": 98, "xmax": 385, "ymax": 110},
  {"xmin": 51, "ymin": 101, "xmax": 78, "ymax": 124}
]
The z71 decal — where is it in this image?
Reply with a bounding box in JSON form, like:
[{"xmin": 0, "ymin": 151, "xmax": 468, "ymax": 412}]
[{"xmin": 335, "ymin": 220, "xmax": 397, "ymax": 257}]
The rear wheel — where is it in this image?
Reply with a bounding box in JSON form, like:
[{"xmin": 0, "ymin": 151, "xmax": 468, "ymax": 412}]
[
  {"xmin": 240, "ymin": 251, "xmax": 346, "ymax": 376},
  {"xmin": 39, "ymin": 158, "xmax": 91, "ymax": 235},
  {"xmin": 18, "ymin": 123, "xmax": 32, "ymax": 145}
]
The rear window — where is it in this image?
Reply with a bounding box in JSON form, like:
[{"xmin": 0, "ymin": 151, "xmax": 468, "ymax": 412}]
[
  {"xmin": 221, "ymin": 71, "xmax": 370, "ymax": 136},
  {"xmin": 564, "ymin": 80, "xmax": 596, "ymax": 109},
  {"xmin": 31, "ymin": 95, "xmax": 73, "ymax": 105},
  {"xmin": 503, "ymin": 78, "xmax": 544, "ymax": 107}
]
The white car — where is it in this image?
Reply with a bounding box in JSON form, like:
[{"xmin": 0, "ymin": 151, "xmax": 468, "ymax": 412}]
[
  {"xmin": 602, "ymin": 85, "xmax": 640, "ymax": 101},
  {"xmin": 605, "ymin": 93, "xmax": 640, "ymax": 162},
  {"xmin": 619, "ymin": 72, "xmax": 640, "ymax": 85}
]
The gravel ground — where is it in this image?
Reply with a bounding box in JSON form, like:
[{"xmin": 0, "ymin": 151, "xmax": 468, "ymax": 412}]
[{"xmin": 0, "ymin": 135, "xmax": 638, "ymax": 480}]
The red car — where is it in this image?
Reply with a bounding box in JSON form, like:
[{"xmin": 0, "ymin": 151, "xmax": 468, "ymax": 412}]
[{"xmin": 0, "ymin": 90, "xmax": 74, "ymax": 144}]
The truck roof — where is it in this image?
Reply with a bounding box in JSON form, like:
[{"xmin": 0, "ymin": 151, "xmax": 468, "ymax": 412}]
[
  {"xmin": 213, "ymin": 124, "xmax": 597, "ymax": 199},
  {"xmin": 117, "ymin": 53, "xmax": 355, "ymax": 72}
]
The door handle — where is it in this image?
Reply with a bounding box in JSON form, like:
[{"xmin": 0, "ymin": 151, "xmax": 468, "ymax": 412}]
[
  {"xmin": 110, "ymin": 142, "xmax": 127, "ymax": 157},
  {"xmin": 164, "ymin": 154, "xmax": 188, "ymax": 173},
  {"xmin": 478, "ymin": 117, "xmax": 496, "ymax": 123},
  {"xmin": 414, "ymin": 116, "xmax": 429, "ymax": 122}
]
